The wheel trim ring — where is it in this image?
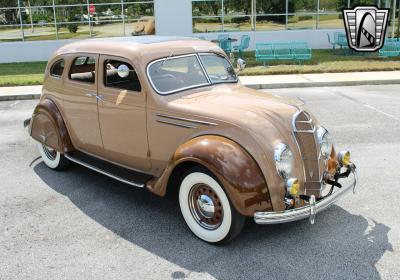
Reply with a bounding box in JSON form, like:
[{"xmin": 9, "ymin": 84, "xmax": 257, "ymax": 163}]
[
  {"xmin": 42, "ymin": 144, "xmax": 57, "ymax": 161},
  {"xmin": 188, "ymin": 183, "xmax": 224, "ymax": 230}
]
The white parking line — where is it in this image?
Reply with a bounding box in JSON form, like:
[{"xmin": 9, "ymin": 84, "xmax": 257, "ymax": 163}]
[{"xmin": 363, "ymin": 104, "xmax": 400, "ymax": 122}]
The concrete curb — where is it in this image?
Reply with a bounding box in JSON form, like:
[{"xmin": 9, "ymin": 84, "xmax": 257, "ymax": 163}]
[
  {"xmin": 0, "ymin": 93, "xmax": 41, "ymax": 101},
  {"xmin": 244, "ymin": 79, "xmax": 400, "ymax": 90}
]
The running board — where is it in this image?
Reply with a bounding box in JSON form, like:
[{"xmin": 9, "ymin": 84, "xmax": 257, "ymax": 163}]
[{"xmin": 64, "ymin": 151, "xmax": 152, "ymax": 188}]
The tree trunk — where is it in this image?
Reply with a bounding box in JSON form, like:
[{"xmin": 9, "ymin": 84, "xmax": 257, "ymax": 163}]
[
  {"xmin": 397, "ymin": 0, "xmax": 400, "ymax": 37},
  {"xmin": 28, "ymin": 0, "xmax": 34, "ymax": 33}
]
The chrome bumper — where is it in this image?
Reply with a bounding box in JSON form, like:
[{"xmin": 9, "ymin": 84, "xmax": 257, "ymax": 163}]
[{"xmin": 254, "ymin": 170, "xmax": 357, "ymax": 225}]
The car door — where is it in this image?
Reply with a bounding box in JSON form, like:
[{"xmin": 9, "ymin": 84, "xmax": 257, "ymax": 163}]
[
  {"xmin": 97, "ymin": 55, "xmax": 150, "ymax": 171},
  {"xmin": 62, "ymin": 53, "xmax": 103, "ymax": 156}
]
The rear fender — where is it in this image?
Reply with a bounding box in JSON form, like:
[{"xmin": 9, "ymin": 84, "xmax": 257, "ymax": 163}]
[{"xmin": 29, "ymin": 98, "xmax": 73, "ymax": 153}]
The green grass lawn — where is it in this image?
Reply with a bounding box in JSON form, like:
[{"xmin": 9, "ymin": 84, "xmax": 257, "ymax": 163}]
[
  {"xmin": 1, "ymin": 50, "xmax": 400, "ymax": 87},
  {"xmin": 0, "ymin": 61, "xmax": 46, "ymax": 86}
]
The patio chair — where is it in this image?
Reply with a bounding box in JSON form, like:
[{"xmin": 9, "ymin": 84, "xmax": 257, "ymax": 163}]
[
  {"xmin": 327, "ymin": 33, "xmax": 336, "ymax": 50},
  {"xmin": 219, "ymin": 38, "xmax": 232, "ymax": 54},
  {"xmin": 233, "ymin": 35, "xmax": 250, "ymax": 58}
]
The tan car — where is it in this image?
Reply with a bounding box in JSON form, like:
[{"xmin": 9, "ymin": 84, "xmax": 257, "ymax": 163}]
[{"xmin": 25, "ymin": 36, "xmax": 357, "ymax": 244}]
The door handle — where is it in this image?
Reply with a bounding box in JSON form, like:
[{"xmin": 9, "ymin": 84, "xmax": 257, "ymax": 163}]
[
  {"xmin": 85, "ymin": 92, "xmax": 104, "ymax": 102},
  {"xmin": 85, "ymin": 92, "xmax": 96, "ymax": 97},
  {"xmin": 95, "ymin": 95, "xmax": 105, "ymax": 102}
]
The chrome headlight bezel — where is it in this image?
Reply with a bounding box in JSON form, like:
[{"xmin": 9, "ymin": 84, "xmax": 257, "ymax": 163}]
[
  {"xmin": 317, "ymin": 126, "xmax": 333, "ymax": 159},
  {"xmin": 274, "ymin": 143, "xmax": 294, "ymax": 179}
]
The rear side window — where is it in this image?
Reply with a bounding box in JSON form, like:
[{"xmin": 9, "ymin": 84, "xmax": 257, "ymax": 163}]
[
  {"xmin": 104, "ymin": 59, "xmax": 141, "ymax": 92},
  {"xmin": 69, "ymin": 56, "xmax": 96, "ymax": 84},
  {"xmin": 50, "ymin": 59, "xmax": 64, "ymax": 78}
]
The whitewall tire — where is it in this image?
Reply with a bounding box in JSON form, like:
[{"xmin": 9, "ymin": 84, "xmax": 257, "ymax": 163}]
[
  {"xmin": 179, "ymin": 167, "xmax": 245, "ymax": 244},
  {"xmin": 37, "ymin": 143, "xmax": 70, "ymax": 170}
]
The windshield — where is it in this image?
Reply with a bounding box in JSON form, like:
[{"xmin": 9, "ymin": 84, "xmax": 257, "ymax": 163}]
[{"xmin": 147, "ymin": 53, "xmax": 237, "ymax": 95}]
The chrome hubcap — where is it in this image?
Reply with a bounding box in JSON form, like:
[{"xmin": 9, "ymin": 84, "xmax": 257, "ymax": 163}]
[
  {"xmin": 188, "ymin": 183, "xmax": 223, "ymax": 230},
  {"xmin": 42, "ymin": 144, "xmax": 57, "ymax": 161},
  {"xmin": 197, "ymin": 194, "xmax": 215, "ymax": 219}
]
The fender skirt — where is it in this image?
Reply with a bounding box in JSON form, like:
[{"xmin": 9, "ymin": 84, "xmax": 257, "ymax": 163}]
[
  {"xmin": 29, "ymin": 98, "xmax": 73, "ymax": 153},
  {"xmin": 147, "ymin": 135, "xmax": 273, "ymax": 216}
]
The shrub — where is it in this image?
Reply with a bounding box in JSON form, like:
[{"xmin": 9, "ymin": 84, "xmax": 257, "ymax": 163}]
[
  {"xmin": 298, "ymin": 15, "xmax": 313, "ymax": 21},
  {"xmin": 67, "ymin": 23, "xmax": 78, "ymax": 33}
]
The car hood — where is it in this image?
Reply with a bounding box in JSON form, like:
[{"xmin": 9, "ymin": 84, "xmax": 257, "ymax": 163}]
[{"xmin": 168, "ymin": 83, "xmax": 304, "ymax": 139}]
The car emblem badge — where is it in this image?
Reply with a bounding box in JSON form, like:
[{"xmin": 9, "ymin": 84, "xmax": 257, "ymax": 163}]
[{"xmin": 342, "ymin": 6, "xmax": 389, "ymax": 52}]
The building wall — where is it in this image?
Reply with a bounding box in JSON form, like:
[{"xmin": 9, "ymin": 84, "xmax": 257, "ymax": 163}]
[
  {"xmin": 154, "ymin": 0, "xmax": 192, "ymax": 36},
  {"xmin": 0, "ymin": 0, "xmax": 343, "ymax": 63}
]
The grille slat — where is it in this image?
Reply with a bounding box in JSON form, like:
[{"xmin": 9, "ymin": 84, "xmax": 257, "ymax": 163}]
[{"xmin": 292, "ymin": 111, "xmax": 324, "ymax": 196}]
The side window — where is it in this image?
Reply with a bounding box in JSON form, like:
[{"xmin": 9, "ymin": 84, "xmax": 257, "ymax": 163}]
[
  {"xmin": 50, "ymin": 59, "xmax": 64, "ymax": 78},
  {"xmin": 69, "ymin": 56, "xmax": 96, "ymax": 84},
  {"xmin": 104, "ymin": 59, "xmax": 141, "ymax": 92}
]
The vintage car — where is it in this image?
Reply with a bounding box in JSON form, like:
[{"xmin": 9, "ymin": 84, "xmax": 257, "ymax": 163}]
[{"xmin": 25, "ymin": 36, "xmax": 357, "ymax": 244}]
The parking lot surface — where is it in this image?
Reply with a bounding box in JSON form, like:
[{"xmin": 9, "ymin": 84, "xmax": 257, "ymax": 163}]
[{"xmin": 1, "ymin": 85, "xmax": 399, "ymax": 280}]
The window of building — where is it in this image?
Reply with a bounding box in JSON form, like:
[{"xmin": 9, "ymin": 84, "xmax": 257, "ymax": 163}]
[
  {"xmin": 104, "ymin": 59, "xmax": 141, "ymax": 92},
  {"xmin": 191, "ymin": 0, "xmax": 386, "ymax": 32},
  {"xmin": 0, "ymin": 1, "xmax": 155, "ymax": 42},
  {"xmin": 69, "ymin": 56, "xmax": 96, "ymax": 84},
  {"xmin": 50, "ymin": 59, "xmax": 65, "ymax": 77}
]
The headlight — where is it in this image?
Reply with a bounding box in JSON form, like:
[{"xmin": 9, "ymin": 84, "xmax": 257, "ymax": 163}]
[
  {"xmin": 274, "ymin": 143, "xmax": 294, "ymax": 178},
  {"xmin": 317, "ymin": 127, "xmax": 333, "ymax": 158}
]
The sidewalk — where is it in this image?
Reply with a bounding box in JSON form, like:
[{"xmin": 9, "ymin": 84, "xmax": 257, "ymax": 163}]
[
  {"xmin": 1, "ymin": 71, "xmax": 400, "ymax": 101},
  {"xmin": 240, "ymin": 70, "xmax": 400, "ymax": 89}
]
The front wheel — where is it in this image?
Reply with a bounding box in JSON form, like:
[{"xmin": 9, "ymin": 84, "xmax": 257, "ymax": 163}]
[
  {"xmin": 179, "ymin": 167, "xmax": 245, "ymax": 244},
  {"xmin": 37, "ymin": 143, "xmax": 70, "ymax": 170}
]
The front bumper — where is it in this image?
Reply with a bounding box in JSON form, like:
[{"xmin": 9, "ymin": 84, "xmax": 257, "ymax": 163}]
[{"xmin": 254, "ymin": 168, "xmax": 357, "ymax": 225}]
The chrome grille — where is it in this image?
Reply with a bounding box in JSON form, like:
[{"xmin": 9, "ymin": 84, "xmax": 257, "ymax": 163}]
[{"xmin": 292, "ymin": 111, "xmax": 324, "ymax": 196}]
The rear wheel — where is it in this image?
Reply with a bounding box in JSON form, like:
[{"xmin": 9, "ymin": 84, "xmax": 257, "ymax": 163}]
[
  {"xmin": 179, "ymin": 167, "xmax": 245, "ymax": 244},
  {"xmin": 37, "ymin": 143, "xmax": 70, "ymax": 170}
]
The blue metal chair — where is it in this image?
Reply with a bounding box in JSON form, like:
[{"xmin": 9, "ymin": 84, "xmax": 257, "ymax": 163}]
[
  {"xmin": 327, "ymin": 33, "xmax": 336, "ymax": 50},
  {"xmin": 219, "ymin": 38, "xmax": 232, "ymax": 54},
  {"xmin": 233, "ymin": 35, "xmax": 250, "ymax": 58}
]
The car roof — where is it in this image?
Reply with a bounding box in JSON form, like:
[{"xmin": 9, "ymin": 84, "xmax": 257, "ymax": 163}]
[{"xmin": 55, "ymin": 36, "xmax": 223, "ymax": 63}]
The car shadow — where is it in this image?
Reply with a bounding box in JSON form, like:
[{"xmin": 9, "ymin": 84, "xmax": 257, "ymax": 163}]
[{"xmin": 34, "ymin": 162, "xmax": 392, "ymax": 280}]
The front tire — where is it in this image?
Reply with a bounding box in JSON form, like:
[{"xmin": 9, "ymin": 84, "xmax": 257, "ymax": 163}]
[
  {"xmin": 179, "ymin": 167, "xmax": 245, "ymax": 244},
  {"xmin": 37, "ymin": 143, "xmax": 70, "ymax": 170}
]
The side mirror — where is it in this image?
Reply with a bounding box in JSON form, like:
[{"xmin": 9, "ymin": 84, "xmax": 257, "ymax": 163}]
[
  {"xmin": 237, "ymin": 58, "xmax": 246, "ymax": 72},
  {"xmin": 117, "ymin": 64, "xmax": 130, "ymax": 78}
]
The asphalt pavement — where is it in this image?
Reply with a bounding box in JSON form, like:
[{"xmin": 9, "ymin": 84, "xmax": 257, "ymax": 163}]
[{"xmin": 0, "ymin": 85, "xmax": 399, "ymax": 280}]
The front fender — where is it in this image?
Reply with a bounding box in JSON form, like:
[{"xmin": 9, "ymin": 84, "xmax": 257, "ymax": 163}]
[
  {"xmin": 147, "ymin": 135, "xmax": 273, "ymax": 216},
  {"xmin": 29, "ymin": 98, "xmax": 73, "ymax": 153}
]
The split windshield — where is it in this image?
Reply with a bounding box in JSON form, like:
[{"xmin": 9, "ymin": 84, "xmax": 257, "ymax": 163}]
[{"xmin": 147, "ymin": 53, "xmax": 237, "ymax": 95}]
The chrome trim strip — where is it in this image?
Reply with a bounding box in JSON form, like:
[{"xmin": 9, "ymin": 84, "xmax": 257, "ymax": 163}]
[
  {"xmin": 156, "ymin": 119, "xmax": 197, "ymax": 129},
  {"xmin": 197, "ymin": 54, "xmax": 212, "ymax": 84},
  {"xmin": 293, "ymin": 129, "xmax": 316, "ymax": 133},
  {"xmin": 64, "ymin": 154, "xmax": 145, "ymax": 188},
  {"xmin": 156, "ymin": 113, "xmax": 218, "ymax": 126},
  {"xmin": 296, "ymin": 119, "xmax": 313, "ymax": 124},
  {"xmin": 254, "ymin": 170, "xmax": 357, "ymax": 225}
]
